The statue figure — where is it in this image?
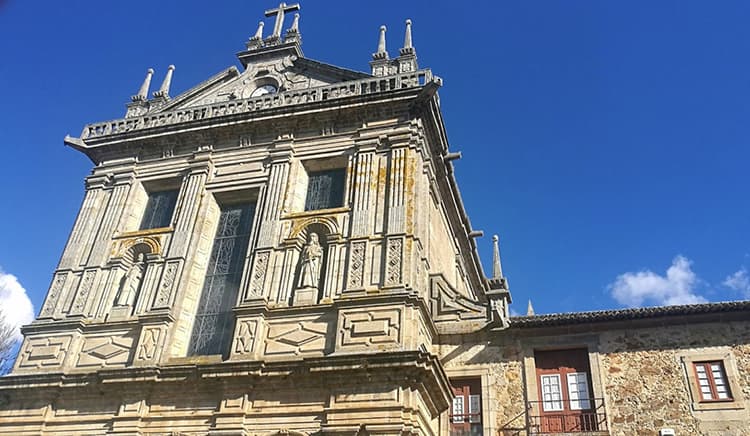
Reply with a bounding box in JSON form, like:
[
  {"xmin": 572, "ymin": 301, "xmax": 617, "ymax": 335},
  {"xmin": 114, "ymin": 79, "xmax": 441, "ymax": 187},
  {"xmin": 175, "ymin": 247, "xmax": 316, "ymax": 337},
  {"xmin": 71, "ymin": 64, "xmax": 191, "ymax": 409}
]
[
  {"xmin": 297, "ymin": 233, "xmax": 323, "ymax": 289},
  {"xmin": 115, "ymin": 254, "xmax": 146, "ymax": 306}
]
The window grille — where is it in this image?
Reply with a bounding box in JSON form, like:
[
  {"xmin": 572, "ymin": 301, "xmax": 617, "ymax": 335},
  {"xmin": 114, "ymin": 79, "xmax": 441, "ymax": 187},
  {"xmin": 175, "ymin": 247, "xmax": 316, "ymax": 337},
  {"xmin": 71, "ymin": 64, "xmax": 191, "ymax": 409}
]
[
  {"xmin": 188, "ymin": 203, "xmax": 255, "ymax": 356},
  {"xmin": 140, "ymin": 190, "xmax": 178, "ymax": 230},
  {"xmin": 304, "ymin": 169, "xmax": 345, "ymax": 211}
]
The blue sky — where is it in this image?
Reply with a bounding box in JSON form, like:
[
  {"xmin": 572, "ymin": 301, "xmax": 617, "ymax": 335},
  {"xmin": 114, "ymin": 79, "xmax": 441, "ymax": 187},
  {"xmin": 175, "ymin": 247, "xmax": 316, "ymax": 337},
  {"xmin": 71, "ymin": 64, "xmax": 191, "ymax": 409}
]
[{"xmin": 0, "ymin": 0, "xmax": 749, "ymax": 329}]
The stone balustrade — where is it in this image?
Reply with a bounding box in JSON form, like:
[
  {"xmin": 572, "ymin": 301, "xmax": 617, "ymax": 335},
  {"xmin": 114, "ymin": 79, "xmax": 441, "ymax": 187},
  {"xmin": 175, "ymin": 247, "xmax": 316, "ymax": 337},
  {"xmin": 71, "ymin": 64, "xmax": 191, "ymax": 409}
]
[{"xmin": 81, "ymin": 69, "xmax": 434, "ymax": 140}]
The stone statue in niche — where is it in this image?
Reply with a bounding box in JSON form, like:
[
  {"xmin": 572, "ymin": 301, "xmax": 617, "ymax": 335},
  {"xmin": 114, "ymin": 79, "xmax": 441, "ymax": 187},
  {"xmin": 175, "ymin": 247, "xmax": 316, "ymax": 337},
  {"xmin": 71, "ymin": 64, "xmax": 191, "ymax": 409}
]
[
  {"xmin": 293, "ymin": 232, "xmax": 323, "ymax": 306},
  {"xmin": 297, "ymin": 233, "xmax": 323, "ymax": 289},
  {"xmin": 115, "ymin": 254, "xmax": 146, "ymax": 306}
]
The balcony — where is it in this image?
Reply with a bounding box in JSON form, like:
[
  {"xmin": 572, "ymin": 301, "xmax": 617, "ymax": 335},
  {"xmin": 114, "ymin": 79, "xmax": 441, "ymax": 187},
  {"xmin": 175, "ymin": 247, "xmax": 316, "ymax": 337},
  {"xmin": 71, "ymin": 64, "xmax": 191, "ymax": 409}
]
[{"xmin": 527, "ymin": 398, "xmax": 609, "ymax": 435}]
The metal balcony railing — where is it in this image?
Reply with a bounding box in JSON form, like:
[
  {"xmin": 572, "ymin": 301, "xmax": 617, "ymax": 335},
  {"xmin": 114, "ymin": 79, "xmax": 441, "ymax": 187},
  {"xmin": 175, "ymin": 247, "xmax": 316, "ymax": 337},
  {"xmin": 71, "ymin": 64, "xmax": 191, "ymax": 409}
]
[{"xmin": 527, "ymin": 398, "xmax": 608, "ymax": 434}]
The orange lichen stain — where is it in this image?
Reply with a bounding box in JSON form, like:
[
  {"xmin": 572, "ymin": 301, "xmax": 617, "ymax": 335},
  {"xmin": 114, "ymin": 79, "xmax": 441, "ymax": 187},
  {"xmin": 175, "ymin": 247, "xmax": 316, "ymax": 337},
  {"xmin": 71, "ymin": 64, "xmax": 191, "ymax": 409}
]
[{"xmin": 404, "ymin": 151, "xmax": 417, "ymax": 234}]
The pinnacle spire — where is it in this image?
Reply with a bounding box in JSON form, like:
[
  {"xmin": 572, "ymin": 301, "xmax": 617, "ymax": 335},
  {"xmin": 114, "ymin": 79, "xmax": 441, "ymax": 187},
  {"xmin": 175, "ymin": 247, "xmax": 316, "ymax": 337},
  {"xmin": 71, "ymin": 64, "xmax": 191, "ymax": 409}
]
[
  {"xmin": 154, "ymin": 65, "xmax": 175, "ymax": 99},
  {"xmin": 526, "ymin": 300, "xmax": 535, "ymax": 316},
  {"xmin": 492, "ymin": 235, "xmax": 504, "ymax": 279},
  {"xmin": 400, "ymin": 19, "xmax": 415, "ymax": 55},
  {"xmin": 289, "ymin": 12, "xmax": 300, "ymax": 33},
  {"xmin": 373, "ymin": 25, "xmax": 388, "ymax": 60},
  {"xmin": 253, "ymin": 21, "xmax": 264, "ymax": 40},
  {"xmin": 132, "ymin": 68, "xmax": 154, "ymax": 102}
]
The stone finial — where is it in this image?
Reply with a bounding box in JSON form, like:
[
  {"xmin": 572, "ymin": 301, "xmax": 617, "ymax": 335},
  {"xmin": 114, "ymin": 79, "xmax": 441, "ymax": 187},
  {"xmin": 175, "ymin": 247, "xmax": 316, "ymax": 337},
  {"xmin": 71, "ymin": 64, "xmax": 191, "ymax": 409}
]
[
  {"xmin": 252, "ymin": 21, "xmax": 264, "ymax": 40},
  {"xmin": 400, "ymin": 19, "xmax": 415, "ymax": 55},
  {"xmin": 131, "ymin": 68, "xmax": 154, "ymax": 102},
  {"xmin": 492, "ymin": 234, "xmax": 504, "ymax": 279},
  {"xmin": 153, "ymin": 65, "xmax": 175, "ymax": 99},
  {"xmin": 526, "ymin": 300, "xmax": 535, "ymax": 316},
  {"xmin": 373, "ymin": 25, "xmax": 388, "ymax": 60},
  {"xmin": 288, "ymin": 13, "xmax": 300, "ymax": 33}
]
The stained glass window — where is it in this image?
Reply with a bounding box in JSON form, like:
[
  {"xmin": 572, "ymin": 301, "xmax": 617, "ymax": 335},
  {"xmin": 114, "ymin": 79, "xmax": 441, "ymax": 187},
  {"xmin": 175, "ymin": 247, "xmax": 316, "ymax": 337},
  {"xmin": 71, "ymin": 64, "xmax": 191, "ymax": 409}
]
[
  {"xmin": 140, "ymin": 190, "xmax": 178, "ymax": 230},
  {"xmin": 188, "ymin": 203, "xmax": 255, "ymax": 356},
  {"xmin": 304, "ymin": 169, "xmax": 345, "ymax": 211}
]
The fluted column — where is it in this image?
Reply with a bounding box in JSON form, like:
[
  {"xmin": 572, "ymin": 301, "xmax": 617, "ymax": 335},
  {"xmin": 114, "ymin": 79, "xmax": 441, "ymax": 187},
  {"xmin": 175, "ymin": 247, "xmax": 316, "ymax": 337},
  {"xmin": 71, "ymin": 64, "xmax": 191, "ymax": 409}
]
[
  {"xmin": 58, "ymin": 173, "xmax": 110, "ymax": 270},
  {"xmin": 167, "ymin": 152, "xmax": 212, "ymax": 258},
  {"xmin": 85, "ymin": 170, "xmax": 135, "ymax": 267}
]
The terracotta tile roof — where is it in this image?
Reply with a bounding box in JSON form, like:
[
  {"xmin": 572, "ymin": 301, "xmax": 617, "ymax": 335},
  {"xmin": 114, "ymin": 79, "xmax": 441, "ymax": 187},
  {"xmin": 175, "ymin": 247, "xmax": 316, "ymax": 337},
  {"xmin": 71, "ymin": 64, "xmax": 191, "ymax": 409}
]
[{"xmin": 509, "ymin": 300, "xmax": 750, "ymax": 328}]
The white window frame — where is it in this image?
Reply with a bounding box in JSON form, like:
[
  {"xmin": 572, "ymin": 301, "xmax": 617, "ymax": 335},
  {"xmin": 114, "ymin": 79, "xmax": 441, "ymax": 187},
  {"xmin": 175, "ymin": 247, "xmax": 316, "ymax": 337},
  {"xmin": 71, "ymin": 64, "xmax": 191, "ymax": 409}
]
[
  {"xmin": 566, "ymin": 372, "xmax": 591, "ymax": 410},
  {"xmin": 540, "ymin": 374, "xmax": 564, "ymax": 412},
  {"xmin": 452, "ymin": 395, "xmax": 465, "ymax": 423}
]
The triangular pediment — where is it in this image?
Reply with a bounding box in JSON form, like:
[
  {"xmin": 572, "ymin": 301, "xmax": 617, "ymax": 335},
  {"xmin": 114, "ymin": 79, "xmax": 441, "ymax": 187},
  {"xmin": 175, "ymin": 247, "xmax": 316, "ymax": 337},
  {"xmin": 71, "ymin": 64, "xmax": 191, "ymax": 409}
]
[{"xmin": 154, "ymin": 54, "xmax": 370, "ymax": 113}]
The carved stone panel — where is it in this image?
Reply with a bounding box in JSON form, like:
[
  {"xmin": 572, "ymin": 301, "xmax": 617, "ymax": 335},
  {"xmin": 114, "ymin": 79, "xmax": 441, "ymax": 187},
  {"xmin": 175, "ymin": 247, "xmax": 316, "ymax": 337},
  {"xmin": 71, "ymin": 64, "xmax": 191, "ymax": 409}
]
[
  {"xmin": 16, "ymin": 335, "xmax": 73, "ymax": 370},
  {"xmin": 133, "ymin": 325, "xmax": 166, "ymax": 364},
  {"xmin": 76, "ymin": 332, "xmax": 135, "ymax": 368},
  {"xmin": 69, "ymin": 269, "xmax": 97, "ymax": 316},
  {"xmin": 152, "ymin": 260, "xmax": 180, "ymax": 309},
  {"xmin": 39, "ymin": 273, "xmax": 67, "ymax": 318},
  {"xmin": 231, "ymin": 317, "xmax": 260, "ymax": 359},
  {"xmin": 337, "ymin": 307, "xmax": 402, "ymax": 351},
  {"xmin": 263, "ymin": 316, "xmax": 332, "ymax": 358},
  {"xmin": 346, "ymin": 241, "xmax": 366, "ymax": 289},
  {"xmin": 247, "ymin": 250, "xmax": 271, "ymax": 299},
  {"xmin": 385, "ymin": 237, "xmax": 403, "ymax": 286}
]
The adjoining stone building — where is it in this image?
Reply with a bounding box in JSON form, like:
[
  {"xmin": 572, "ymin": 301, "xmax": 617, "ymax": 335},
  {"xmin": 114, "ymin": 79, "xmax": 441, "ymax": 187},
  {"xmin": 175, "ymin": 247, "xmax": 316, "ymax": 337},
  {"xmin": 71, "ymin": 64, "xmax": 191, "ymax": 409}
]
[{"xmin": 1, "ymin": 4, "xmax": 748, "ymax": 435}]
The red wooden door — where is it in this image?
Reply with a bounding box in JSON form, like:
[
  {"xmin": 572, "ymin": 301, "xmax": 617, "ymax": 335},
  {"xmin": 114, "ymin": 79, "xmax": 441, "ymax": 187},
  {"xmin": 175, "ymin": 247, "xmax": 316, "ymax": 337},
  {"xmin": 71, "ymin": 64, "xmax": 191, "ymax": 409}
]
[
  {"xmin": 450, "ymin": 378, "xmax": 482, "ymax": 435},
  {"xmin": 535, "ymin": 349, "xmax": 596, "ymax": 433}
]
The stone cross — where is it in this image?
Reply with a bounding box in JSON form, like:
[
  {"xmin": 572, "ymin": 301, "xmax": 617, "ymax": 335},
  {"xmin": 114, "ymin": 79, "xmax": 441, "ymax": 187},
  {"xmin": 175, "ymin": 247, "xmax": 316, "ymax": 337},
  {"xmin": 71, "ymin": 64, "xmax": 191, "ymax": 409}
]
[{"xmin": 265, "ymin": 2, "xmax": 300, "ymax": 39}]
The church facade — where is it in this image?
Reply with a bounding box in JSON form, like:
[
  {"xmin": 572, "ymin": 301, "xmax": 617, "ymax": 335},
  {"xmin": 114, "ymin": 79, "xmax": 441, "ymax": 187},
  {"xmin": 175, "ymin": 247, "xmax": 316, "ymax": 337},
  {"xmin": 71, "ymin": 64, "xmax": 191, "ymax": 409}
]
[{"xmin": 1, "ymin": 5, "xmax": 749, "ymax": 436}]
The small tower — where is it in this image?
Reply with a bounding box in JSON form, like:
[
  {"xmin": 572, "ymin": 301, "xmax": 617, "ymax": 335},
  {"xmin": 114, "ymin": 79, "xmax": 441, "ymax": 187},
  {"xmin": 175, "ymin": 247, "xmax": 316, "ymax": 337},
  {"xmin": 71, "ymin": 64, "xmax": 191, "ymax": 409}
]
[
  {"xmin": 370, "ymin": 25, "xmax": 390, "ymax": 76},
  {"xmin": 371, "ymin": 19, "xmax": 419, "ymax": 76},
  {"xmin": 397, "ymin": 19, "xmax": 418, "ymax": 73}
]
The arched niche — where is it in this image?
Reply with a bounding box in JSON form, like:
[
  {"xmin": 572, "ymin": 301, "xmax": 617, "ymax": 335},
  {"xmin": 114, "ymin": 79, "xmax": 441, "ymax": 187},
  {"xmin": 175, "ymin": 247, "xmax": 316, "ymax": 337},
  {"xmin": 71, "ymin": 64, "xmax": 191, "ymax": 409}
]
[{"xmin": 290, "ymin": 223, "xmax": 331, "ymax": 306}]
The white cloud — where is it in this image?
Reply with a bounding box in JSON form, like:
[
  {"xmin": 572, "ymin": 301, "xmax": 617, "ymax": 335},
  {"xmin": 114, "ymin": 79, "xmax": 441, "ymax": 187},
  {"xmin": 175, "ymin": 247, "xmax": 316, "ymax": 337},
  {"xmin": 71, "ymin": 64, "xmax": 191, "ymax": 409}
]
[
  {"xmin": 0, "ymin": 269, "xmax": 35, "ymax": 341},
  {"xmin": 723, "ymin": 267, "xmax": 750, "ymax": 297},
  {"xmin": 609, "ymin": 256, "xmax": 707, "ymax": 307}
]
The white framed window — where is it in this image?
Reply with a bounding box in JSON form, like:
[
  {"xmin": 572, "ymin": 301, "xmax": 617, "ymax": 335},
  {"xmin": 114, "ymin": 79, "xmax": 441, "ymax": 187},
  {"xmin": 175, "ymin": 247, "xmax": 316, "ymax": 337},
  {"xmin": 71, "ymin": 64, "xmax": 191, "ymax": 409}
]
[
  {"xmin": 540, "ymin": 374, "xmax": 563, "ymax": 411},
  {"xmin": 567, "ymin": 372, "xmax": 591, "ymax": 410},
  {"xmin": 694, "ymin": 361, "xmax": 732, "ymax": 401},
  {"xmin": 452, "ymin": 395, "xmax": 465, "ymax": 423}
]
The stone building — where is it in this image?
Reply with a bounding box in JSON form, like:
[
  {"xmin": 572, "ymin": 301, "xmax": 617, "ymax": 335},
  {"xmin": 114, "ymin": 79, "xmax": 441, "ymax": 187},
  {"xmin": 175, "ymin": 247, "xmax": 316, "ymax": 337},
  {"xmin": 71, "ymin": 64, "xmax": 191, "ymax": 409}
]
[{"xmin": 1, "ymin": 4, "xmax": 748, "ymax": 436}]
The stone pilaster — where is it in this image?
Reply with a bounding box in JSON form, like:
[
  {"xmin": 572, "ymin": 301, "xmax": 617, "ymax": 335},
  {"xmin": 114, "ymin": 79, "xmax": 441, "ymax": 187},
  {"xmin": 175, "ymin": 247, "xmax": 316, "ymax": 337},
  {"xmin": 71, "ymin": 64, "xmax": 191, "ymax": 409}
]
[
  {"xmin": 386, "ymin": 146, "xmax": 407, "ymax": 235},
  {"xmin": 166, "ymin": 151, "xmax": 212, "ymax": 258},
  {"xmin": 58, "ymin": 173, "xmax": 110, "ymax": 269},
  {"xmin": 255, "ymin": 153, "xmax": 292, "ymax": 248},
  {"xmin": 350, "ymin": 146, "xmax": 379, "ymax": 237},
  {"xmin": 85, "ymin": 170, "xmax": 135, "ymax": 267}
]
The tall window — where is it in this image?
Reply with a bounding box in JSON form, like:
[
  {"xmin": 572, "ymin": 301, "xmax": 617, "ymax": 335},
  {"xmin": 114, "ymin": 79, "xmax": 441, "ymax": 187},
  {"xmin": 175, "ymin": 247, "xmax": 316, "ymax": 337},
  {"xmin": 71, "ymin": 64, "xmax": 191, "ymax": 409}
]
[
  {"xmin": 188, "ymin": 203, "xmax": 255, "ymax": 356},
  {"xmin": 450, "ymin": 378, "xmax": 482, "ymax": 436},
  {"xmin": 140, "ymin": 190, "xmax": 178, "ymax": 230},
  {"xmin": 304, "ymin": 169, "xmax": 345, "ymax": 211},
  {"xmin": 693, "ymin": 361, "xmax": 732, "ymax": 401},
  {"xmin": 534, "ymin": 349, "xmax": 599, "ymax": 433}
]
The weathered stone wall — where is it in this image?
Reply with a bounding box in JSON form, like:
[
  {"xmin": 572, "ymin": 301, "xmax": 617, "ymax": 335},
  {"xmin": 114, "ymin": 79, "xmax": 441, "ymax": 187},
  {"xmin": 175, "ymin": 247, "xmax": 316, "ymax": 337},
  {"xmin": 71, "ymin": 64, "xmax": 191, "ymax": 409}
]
[
  {"xmin": 438, "ymin": 318, "xmax": 750, "ymax": 436},
  {"xmin": 599, "ymin": 320, "xmax": 750, "ymax": 436}
]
